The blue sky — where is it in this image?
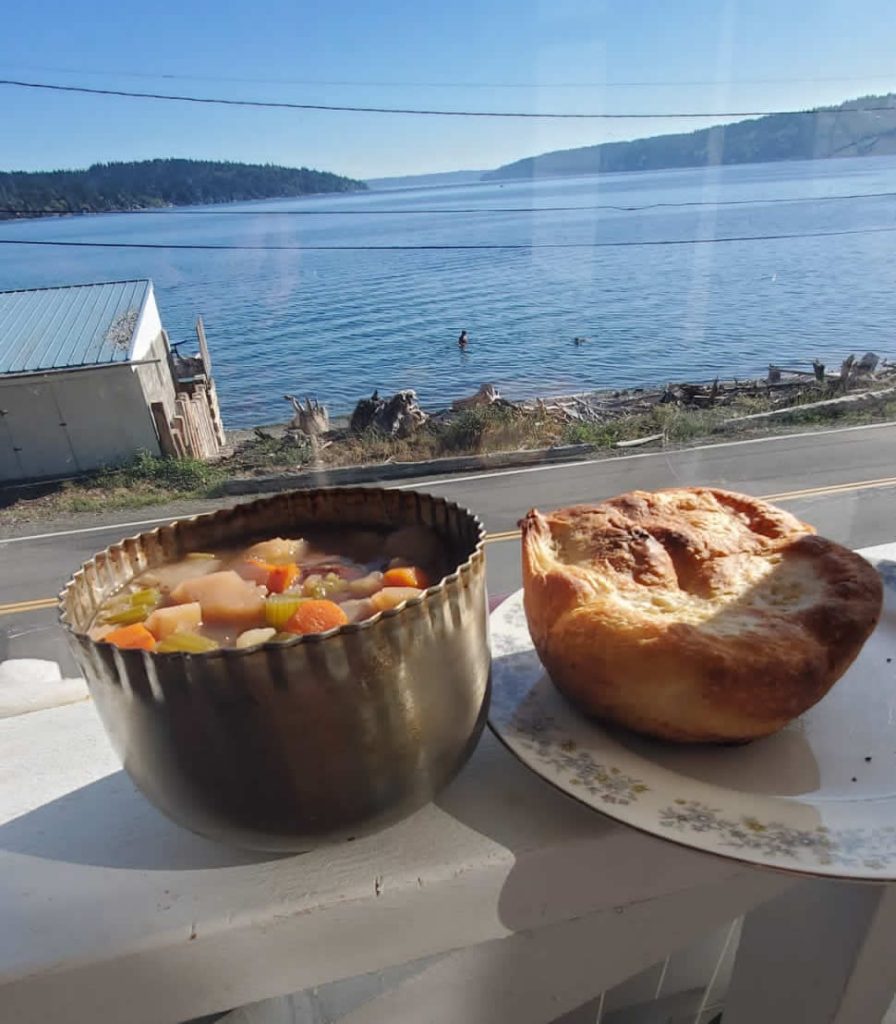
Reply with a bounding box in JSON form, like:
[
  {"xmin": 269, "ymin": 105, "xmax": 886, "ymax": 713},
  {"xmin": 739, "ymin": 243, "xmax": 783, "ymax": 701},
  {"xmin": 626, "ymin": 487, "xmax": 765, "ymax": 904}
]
[{"xmin": 2, "ymin": 0, "xmax": 895, "ymax": 178}]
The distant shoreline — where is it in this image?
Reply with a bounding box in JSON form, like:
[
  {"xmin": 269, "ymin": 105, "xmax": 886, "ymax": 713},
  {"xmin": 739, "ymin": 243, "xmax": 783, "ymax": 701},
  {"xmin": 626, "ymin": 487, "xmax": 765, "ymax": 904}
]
[
  {"xmin": 0, "ymin": 157, "xmax": 368, "ymax": 222},
  {"xmin": 0, "ymin": 185, "xmax": 372, "ymax": 223}
]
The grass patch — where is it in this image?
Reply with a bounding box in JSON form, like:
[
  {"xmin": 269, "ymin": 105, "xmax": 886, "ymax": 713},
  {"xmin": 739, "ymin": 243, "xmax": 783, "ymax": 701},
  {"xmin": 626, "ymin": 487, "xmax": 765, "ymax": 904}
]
[
  {"xmin": 0, "ymin": 451, "xmax": 229, "ymax": 521},
  {"xmin": 562, "ymin": 405, "xmax": 730, "ymax": 448},
  {"xmin": 436, "ymin": 404, "xmax": 562, "ymax": 454},
  {"xmin": 95, "ymin": 449, "xmax": 227, "ymax": 493}
]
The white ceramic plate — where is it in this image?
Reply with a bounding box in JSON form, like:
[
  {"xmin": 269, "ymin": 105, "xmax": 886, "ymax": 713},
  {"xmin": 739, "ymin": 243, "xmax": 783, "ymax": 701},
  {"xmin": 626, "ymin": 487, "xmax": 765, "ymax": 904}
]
[{"xmin": 489, "ymin": 553, "xmax": 896, "ymax": 880}]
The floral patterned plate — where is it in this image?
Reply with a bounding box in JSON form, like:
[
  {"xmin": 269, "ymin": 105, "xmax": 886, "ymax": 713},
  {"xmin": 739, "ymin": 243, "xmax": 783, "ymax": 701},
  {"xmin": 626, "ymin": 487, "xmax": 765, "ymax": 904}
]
[{"xmin": 489, "ymin": 550, "xmax": 896, "ymax": 879}]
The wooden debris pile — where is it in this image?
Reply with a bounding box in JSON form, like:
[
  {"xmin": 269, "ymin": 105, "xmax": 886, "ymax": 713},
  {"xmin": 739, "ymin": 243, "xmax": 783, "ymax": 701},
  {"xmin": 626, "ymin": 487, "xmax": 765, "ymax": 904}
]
[
  {"xmin": 349, "ymin": 389, "xmax": 429, "ymax": 438},
  {"xmin": 519, "ymin": 352, "xmax": 894, "ymax": 425}
]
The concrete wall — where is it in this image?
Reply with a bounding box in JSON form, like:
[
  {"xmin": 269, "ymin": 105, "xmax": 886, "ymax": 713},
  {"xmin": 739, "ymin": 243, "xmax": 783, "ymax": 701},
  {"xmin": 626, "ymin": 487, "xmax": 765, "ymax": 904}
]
[{"xmin": 0, "ymin": 364, "xmax": 162, "ymax": 483}]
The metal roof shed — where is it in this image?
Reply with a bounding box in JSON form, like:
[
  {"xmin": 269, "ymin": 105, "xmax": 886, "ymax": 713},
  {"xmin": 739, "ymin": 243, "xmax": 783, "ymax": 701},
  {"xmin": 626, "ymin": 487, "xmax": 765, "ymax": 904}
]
[{"xmin": 0, "ymin": 280, "xmax": 180, "ymax": 482}]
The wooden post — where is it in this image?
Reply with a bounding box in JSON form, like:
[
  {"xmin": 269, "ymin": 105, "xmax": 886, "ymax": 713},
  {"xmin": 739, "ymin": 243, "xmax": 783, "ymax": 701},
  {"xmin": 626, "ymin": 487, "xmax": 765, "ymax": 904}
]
[
  {"xmin": 206, "ymin": 379, "xmax": 226, "ymax": 448},
  {"xmin": 840, "ymin": 355, "xmax": 856, "ymax": 392},
  {"xmin": 150, "ymin": 402, "xmax": 178, "ymax": 457},
  {"xmin": 196, "ymin": 317, "xmax": 211, "ymax": 374},
  {"xmin": 175, "ymin": 395, "xmax": 202, "ymax": 457},
  {"xmin": 195, "ymin": 394, "xmax": 216, "ymax": 458},
  {"xmin": 170, "ymin": 416, "xmax": 187, "ymax": 457}
]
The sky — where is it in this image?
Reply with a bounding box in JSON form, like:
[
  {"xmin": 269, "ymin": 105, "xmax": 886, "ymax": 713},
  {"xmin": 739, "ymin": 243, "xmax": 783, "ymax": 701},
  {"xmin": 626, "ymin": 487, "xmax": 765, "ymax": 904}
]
[{"xmin": 2, "ymin": 0, "xmax": 896, "ymax": 179}]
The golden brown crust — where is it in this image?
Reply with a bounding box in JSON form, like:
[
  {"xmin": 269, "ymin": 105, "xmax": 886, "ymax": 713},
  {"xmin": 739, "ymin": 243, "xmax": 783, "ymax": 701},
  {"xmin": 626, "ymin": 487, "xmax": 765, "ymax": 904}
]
[{"xmin": 521, "ymin": 488, "xmax": 883, "ymax": 743}]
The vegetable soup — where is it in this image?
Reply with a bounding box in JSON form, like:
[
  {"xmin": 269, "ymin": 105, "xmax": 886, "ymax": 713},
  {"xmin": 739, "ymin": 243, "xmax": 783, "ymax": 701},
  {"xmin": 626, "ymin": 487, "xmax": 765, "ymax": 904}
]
[{"xmin": 90, "ymin": 524, "xmax": 444, "ymax": 652}]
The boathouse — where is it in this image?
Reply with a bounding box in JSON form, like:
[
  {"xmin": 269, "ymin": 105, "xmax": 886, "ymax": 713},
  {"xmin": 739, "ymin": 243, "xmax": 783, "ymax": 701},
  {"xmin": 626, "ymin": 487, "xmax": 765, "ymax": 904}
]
[{"xmin": 0, "ymin": 279, "xmax": 224, "ymax": 483}]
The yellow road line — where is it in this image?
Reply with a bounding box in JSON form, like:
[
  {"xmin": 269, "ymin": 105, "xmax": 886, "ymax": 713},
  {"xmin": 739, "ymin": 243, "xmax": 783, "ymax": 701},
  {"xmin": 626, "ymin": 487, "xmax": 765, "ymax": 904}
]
[
  {"xmin": 484, "ymin": 528, "xmax": 522, "ymax": 545},
  {"xmin": 482, "ymin": 476, "xmax": 896, "ymax": 549},
  {"xmin": 3, "ymin": 473, "xmax": 896, "ymax": 617},
  {"xmin": 763, "ymin": 475, "xmax": 896, "ymax": 502},
  {"xmin": 0, "ymin": 596, "xmax": 58, "ymax": 616}
]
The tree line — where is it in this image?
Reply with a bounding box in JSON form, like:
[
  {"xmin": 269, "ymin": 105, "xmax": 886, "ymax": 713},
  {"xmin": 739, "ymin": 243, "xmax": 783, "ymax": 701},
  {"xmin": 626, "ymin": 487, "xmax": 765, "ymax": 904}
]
[
  {"xmin": 0, "ymin": 158, "xmax": 368, "ymax": 219},
  {"xmin": 485, "ymin": 94, "xmax": 896, "ymax": 180}
]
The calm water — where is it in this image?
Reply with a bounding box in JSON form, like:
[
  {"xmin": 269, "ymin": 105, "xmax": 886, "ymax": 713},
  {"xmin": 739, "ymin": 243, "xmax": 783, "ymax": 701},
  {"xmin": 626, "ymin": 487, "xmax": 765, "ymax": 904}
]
[{"xmin": 1, "ymin": 156, "xmax": 895, "ymax": 428}]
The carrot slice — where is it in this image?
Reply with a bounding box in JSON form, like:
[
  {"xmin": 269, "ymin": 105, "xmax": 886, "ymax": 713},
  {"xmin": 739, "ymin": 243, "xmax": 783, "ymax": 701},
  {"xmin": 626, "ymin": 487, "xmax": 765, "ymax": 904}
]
[
  {"xmin": 103, "ymin": 622, "xmax": 157, "ymax": 651},
  {"xmin": 266, "ymin": 562, "xmax": 300, "ymax": 594},
  {"xmin": 382, "ymin": 566, "xmax": 430, "ymax": 589},
  {"xmin": 284, "ymin": 599, "xmax": 349, "ymax": 635}
]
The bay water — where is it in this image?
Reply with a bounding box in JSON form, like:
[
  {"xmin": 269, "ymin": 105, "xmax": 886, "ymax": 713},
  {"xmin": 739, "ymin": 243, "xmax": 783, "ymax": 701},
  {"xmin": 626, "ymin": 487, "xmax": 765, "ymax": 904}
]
[{"xmin": 0, "ymin": 155, "xmax": 894, "ymax": 428}]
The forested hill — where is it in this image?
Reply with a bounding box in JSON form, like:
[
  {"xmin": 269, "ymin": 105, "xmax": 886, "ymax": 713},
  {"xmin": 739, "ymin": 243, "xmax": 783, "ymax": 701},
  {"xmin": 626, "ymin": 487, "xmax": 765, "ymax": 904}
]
[
  {"xmin": 0, "ymin": 158, "xmax": 367, "ymax": 219},
  {"xmin": 483, "ymin": 93, "xmax": 896, "ymax": 181}
]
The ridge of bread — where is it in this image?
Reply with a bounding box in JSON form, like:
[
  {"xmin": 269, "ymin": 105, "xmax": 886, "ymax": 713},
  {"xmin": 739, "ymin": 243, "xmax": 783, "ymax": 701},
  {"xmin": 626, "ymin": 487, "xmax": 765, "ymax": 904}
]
[{"xmin": 521, "ymin": 487, "xmax": 883, "ymax": 743}]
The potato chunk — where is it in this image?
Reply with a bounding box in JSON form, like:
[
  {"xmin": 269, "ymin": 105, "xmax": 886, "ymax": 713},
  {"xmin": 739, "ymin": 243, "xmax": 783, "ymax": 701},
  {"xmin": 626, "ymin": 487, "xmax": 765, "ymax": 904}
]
[
  {"xmin": 139, "ymin": 558, "xmax": 223, "ymax": 593},
  {"xmin": 235, "ymin": 627, "xmax": 277, "ymax": 649},
  {"xmin": 339, "ymin": 598, "xmax": 377, "ymax": 623},
  {"xmin": 370, "ymin": 586, "xmax": 423, "ymax": 611},
  {"xmin": 243, "ymin": 537, "xmax": 306, "ymax": 564},
  {"xmin": 145, "ymin": 602, "xmax": 202, "ymax": 640},
  {"xmin": 171, "ymin": 571, "xmax": 267, "ymax": 627},
  {"xmin": 347, "ymin": 571, "xmax": 384, "ymax": 598}
]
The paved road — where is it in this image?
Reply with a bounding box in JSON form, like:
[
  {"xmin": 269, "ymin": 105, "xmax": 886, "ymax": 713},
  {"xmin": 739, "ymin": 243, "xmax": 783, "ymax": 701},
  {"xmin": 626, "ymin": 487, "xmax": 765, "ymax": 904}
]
[{"xmin": 2, "ymin": 422, "xmax": 895, "ymax": 669}]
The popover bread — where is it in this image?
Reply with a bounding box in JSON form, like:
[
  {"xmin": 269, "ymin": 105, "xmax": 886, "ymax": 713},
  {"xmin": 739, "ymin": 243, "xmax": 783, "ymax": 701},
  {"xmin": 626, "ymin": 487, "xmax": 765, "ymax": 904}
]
[{"xmin": 521, "ymin": 488, "xmax": 883, "ymax": 743}]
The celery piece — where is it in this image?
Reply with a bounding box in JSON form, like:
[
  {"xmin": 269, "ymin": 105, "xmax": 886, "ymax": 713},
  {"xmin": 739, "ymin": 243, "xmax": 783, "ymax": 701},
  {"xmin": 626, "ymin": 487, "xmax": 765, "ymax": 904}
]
[
  {"xmin": 265, "ymin": 594, "xmax": 306, "ymax": 629},
  {"xmin": 302, "ymin": 573, "xmax": 346, "ymax": 600},
  {"xmin": 186, "ymin": 552, "xmax": 218, "ymax": 560},
  {"xmin": 156, "ymin": 632, "xmax": 219, "ymax": 654},
  {"xmin": 302, "ymin": 575, "xmax": 325, "ymax": 599},
  {"xmin": 323, "ymin": 573, "xmax": 348, "ymax": 598},
  {"xmin": 102, "ymin": 586, "xmax": 160, "ymax": 623},
  {"xmin": 105, "ymin": 605, "xmax": 151, "ymax": 626}
]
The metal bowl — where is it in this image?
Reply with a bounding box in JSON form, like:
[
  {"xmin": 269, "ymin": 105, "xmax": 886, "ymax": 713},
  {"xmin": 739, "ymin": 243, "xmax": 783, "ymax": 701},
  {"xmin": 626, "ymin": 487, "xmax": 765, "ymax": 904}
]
[{"xmin": 59, "ymin": 487, "xmax": 489, "ymax": 851}]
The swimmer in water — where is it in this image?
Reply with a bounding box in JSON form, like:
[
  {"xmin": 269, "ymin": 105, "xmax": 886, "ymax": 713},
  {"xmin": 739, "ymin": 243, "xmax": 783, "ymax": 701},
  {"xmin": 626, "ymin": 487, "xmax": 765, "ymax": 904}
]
[{"xmin": 458, "ymin": 330, "xmax": 469, "ymax": 350}]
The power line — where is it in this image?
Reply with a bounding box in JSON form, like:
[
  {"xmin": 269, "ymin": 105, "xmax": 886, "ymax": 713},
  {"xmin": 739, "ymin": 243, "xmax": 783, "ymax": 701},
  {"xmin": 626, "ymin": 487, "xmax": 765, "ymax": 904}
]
[
  {"xmin": 0, "ymin": 225, "xmax": 893, "ymax": 252},
  {"xmin": 3, "ymin": 189, "xmax": 895, "ymax": 219},
  {"xmin": 1, "ymin": 78, "xmax": 894, "ymax": 119},
  {"xmin": 3, "ymin": 63, "xmax": 896, "ymax": 90}
]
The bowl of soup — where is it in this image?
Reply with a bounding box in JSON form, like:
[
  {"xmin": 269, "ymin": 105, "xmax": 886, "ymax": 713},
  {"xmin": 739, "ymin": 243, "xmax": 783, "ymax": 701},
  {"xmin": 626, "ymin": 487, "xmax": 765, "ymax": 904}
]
[{"xmin": 59, "ymin": 487, "xmax": 489, "ymax": 850}]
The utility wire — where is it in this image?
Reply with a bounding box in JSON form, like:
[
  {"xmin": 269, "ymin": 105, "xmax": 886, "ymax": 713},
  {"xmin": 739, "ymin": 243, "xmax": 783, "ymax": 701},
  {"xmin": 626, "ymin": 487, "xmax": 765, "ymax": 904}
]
[
  {"xmin": 0, "ymin": 225, "xmax": 893, "ymax": 252},
  {"xmin": 1, "ymin": 78, "xmax": 894, "ymax": 119},
  {"xmin": 3, "ymin": 63, "xmax": 895, "ymax": 89},
  {"xmin": 3, "ymin": 189, "xmax": 895, "ymax": 218}
]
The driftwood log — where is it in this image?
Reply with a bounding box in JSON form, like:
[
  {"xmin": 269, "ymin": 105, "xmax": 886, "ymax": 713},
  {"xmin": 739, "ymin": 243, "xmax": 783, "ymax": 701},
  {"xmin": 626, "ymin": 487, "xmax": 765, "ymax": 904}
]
[
  {"xmin": 284, "ymin": 395, "xmax": 330, "ymax": 437},
  {"xmin": 857, "ymin": 352, "xmax": 880, "ymax": 374},
  {"xmin": 349, "ymin": 389, "xmax": 428, "ymax": 438},
  {"xmin": 451, "ymin": 383, "xmax": 501, "ymax": 412}
]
